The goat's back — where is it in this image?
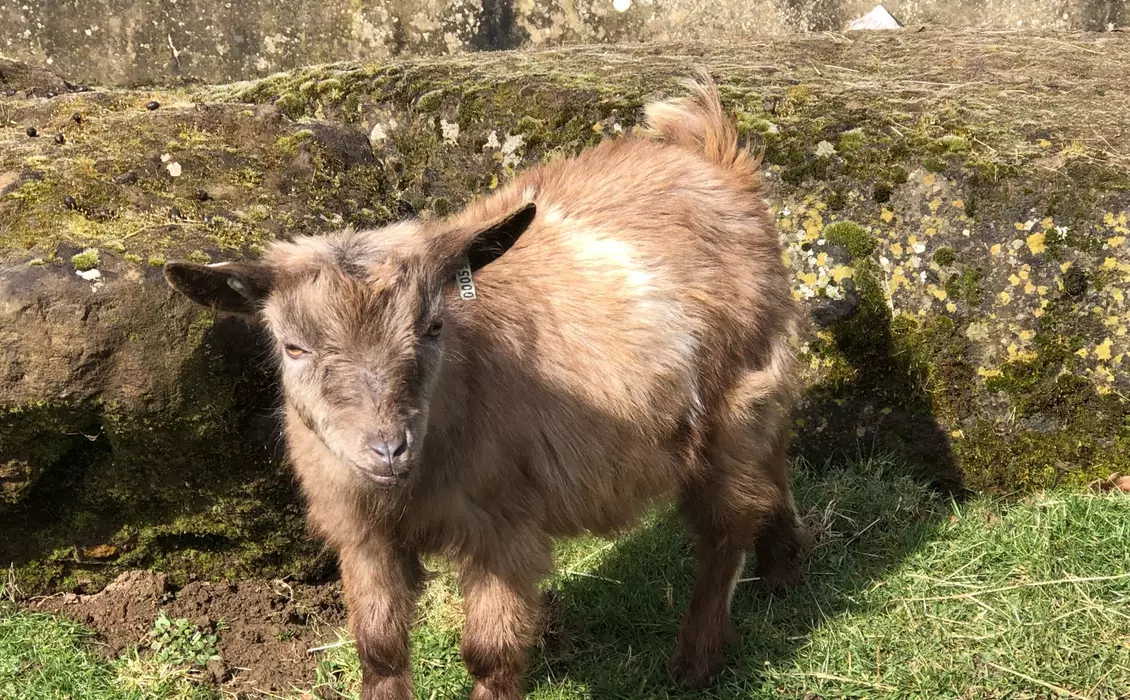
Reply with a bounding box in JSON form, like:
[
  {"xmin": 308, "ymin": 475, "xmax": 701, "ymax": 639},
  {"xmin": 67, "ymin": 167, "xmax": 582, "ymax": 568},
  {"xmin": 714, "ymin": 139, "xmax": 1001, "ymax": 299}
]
[{"xmin": 415, "ymin": 93, "xmax": 798, "ymax": 543}]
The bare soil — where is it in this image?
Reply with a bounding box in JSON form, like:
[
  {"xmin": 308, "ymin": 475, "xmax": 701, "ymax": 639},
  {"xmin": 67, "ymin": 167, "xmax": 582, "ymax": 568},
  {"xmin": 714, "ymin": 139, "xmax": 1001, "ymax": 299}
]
[{"xmin": 27, "ymin": 570, "xmax": 347, "ymax": 696}]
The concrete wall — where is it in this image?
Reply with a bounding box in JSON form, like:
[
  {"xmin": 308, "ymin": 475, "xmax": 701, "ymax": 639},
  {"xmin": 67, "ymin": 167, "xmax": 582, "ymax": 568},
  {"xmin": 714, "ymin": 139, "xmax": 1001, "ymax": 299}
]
[{"xmin": 1, "ymin": 0, "xmax": 1126, "ymax": 87}]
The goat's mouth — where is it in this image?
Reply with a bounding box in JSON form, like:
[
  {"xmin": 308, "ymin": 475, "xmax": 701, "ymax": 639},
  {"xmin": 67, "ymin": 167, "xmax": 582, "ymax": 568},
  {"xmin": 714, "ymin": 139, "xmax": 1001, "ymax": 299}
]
[
  {"xmin": 353, "ymin": 467, "xmax": 405, "ymax": 487},
  {"xmin": 349, "ymin": 460, "xmax": 413, "ymax": 488}
]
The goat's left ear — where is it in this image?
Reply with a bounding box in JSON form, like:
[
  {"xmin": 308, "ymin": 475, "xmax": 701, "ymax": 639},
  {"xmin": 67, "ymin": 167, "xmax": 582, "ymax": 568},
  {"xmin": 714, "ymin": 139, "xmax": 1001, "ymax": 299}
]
[{"xmin": 462, "ymin": 202, "xmax": 537, "ymax": 272}]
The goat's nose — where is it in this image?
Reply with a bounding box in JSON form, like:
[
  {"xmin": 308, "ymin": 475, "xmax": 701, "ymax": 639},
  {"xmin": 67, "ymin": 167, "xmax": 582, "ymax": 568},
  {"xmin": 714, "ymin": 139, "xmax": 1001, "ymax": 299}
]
[{"xmin": 370, "ymin": 432, "xmax": 408, "ymax": 463}]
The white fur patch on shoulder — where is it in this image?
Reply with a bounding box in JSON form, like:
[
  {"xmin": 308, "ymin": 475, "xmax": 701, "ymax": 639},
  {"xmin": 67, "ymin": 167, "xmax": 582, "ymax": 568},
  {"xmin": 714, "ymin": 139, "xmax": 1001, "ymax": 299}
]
[{"xmin": 564, "ymin": 229, "xmax": 656, "ymax": 297}]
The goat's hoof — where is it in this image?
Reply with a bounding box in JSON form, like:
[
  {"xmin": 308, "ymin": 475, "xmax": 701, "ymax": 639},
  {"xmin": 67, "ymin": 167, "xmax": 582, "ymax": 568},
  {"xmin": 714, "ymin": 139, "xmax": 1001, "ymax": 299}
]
[
  {"xmin": 756, "ymin": 557, "xmax": 804, "ymax": 590},
  {"xmin": 666, "ymin": 645, "xmax": 723, "ymax": 690}
]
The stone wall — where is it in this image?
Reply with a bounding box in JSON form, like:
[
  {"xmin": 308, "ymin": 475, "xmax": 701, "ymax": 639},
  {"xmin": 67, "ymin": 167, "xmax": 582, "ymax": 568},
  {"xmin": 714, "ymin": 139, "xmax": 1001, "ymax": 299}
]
[
  {"xmin": 2, "ymin": 31, "xmax": 1129, "ymax": 591},
  {"xmin": 0, "ymin": 0, "xmax": 1126, "ymax": 86}
]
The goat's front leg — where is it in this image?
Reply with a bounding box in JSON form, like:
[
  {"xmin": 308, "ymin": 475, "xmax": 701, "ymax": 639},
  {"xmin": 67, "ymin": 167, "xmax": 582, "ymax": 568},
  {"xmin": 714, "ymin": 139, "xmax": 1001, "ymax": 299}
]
[
  {"xmin": 460, "ymin": 544, "xmax": 550, "ymax": 700},
  {"xmin": 339, "ymin": 540, "xmax": 425, "ymax": 700}
]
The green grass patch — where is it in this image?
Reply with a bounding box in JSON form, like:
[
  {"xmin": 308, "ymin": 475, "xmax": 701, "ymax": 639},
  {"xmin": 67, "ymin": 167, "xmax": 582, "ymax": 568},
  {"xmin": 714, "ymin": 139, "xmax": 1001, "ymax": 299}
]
[
  {"xmin": 0, "ymin": 604, "xmax": 216, "ymax": 700},
  {"xmin": 4, "ymin": 456, "xmax": 1130, "ymax": 699}
]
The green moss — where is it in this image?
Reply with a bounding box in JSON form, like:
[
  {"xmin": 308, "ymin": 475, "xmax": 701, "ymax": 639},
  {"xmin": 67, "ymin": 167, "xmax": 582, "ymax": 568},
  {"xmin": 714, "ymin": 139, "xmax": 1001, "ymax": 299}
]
[
  {"xmin": 923, "ymin": 156, "xmax": 948, "ymax": 173},
  {"xmin": 27, "ymin": 258, "xmax": 45, "ymax": 266},
  {"xmin": 964, "ymin": 293, "xmax": 1129, "ymax": 489},
  {"xmin": 415, "ymin": 89, "xmax": 445, "ymax": 112},
  {"xmin": 147, "ymin": 254, "xmax": 166, "ymax": 266},
  {"xmin": 123, "ymin": 253, "xmax": 142, "ymax": 264},
  {"xmin": 939, "ymin": 134, "xmax": 971, "ymax": 153},
  {"xmin": 960, "ymin": 267, "xmax": 984, "ymax": 305},
  {"xmin": 932, "ymin": 247, "xmax": 956, "ymax": 266},
  {"xmin": 944, "ymin": 273, "xmax": 962, "ymax": 300},
  {"xmin": 823, "ymin": 221, "xmax": 876, "ymax": 259},
  {"xmin": 838, "ymin": 128, "xmax": 865, "ymax": 153},
  {"xmin": 70, "ymin": 248, "xmax": 99, "ymax": 271},
  {"xmin": 186, "ymin": 250, "xmax": 212, "ymax": 264},
  {"xmin": 274, "ymin": 129, "xmax": 314, "ymax": 157},
  {"xmin": 103, "ymin": 239, "xmax": 126, "ymax": 254}
]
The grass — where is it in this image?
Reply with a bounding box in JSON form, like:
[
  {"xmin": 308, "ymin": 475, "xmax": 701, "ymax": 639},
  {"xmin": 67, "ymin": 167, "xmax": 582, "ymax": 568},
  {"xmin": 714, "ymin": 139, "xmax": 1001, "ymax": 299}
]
[
  {"xmin": 0, "ymin": 605, "xmax": 217, "ymax": 700},
  {"xmin": 4, "ymin": 456, "xmax": 1130, "ymax": 699}
]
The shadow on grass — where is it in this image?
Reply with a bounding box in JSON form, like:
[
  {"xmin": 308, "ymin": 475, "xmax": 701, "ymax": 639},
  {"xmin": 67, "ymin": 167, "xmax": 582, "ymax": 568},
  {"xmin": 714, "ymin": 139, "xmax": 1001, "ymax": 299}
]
[{"xmin": 526, "ymin": 456, "xmax": 951, "ymax": 699}]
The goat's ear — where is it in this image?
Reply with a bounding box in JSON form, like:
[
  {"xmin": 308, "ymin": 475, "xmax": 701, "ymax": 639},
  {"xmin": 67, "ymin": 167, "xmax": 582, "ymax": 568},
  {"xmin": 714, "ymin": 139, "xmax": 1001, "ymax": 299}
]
[
  {"xmin": 462, "ymin": 202, "xmax": 537, "ymax": 272},
  {"xmin": 163, "ymin": 260, "xmax": 274, "ymax": 316}
]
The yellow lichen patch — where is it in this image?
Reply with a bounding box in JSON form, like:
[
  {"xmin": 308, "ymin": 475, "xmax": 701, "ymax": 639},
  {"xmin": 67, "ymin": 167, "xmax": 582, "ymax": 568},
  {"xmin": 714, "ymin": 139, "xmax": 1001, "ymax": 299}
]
[
  {"xmin": 1024, "ymin": 282, "xmax": 1036, "ymax": 295},
  {"xmin": 951, "ymin": 200, "xmax": 964, "ymax": 209},
  {"xmin": 977, "ymin": 367, "xmax": 1002, "ymax": 378},
  {"xmin": 830, "ymin": 265, "xmax": 854, "ymax": 283},
  {"xmin": 923, "ymin": 173, "xmax": 936, "ymax": 187},
  {"xmin": 799, "ymin": 271, "xmax": 819, "ymax": 286},
  {"xmin": 803, "ymin": 211, "xmax": 823, "ymax": 242},
  {"xmin": 891, "ymin": 243, "xmax": 903, "ymax": 257},
  {"xmin": 880, "ymin": 208, "xmax": 894, "ymax": 223},
  {"xmin": 816, "ymin": 252, "xmax": 828, "ymax": 267},
  {"xmin": 1103, "ymin": 257, "xmax": 1118, "ymax": 271},
  {"xmin": 1026, "ymin": 232, "xmax": 1047, "ymax": 255},
  {"xmin": 929, "ymin": 198, "xmax": 942, "ymax": 214},
  {"xmin": 1109, "ymin": 236, "xmax": 1126, "ymax": 248},
  {"xmin": 946, "ymin": 302, "xmax": 957, "ymax": 313},
  {"xmin": 1041, "ymin": 217, "xmax": 1054, "ymax": 230},
  {"xmin": 1096, "ymin": 338, "xmax": 1114, "ymax": 361},
  {"xmin": 930, "ymin": 286, "xmax": 947, "ymax": 301},
  {"xmin": 1009, "ymin": 274, "xmax": 1021, "ymax": 286},
  {"xmin": 991, "ymin": 244, "xmax": 1002, "ymax": 256},
  {"xmin": 1113, "ymin": 289, "xmax": 1125, "ymax": 303},
  {"xmin": 889, "ymin": 272, "xmax": 910, "ymax": 293},
  {"xmin": 998, "ymin": 291, "xmax": 1012, "ymax": 306},
  {"xmin": 1077, "ymin": 348, "xmax": 1090, "ymax": 358}
]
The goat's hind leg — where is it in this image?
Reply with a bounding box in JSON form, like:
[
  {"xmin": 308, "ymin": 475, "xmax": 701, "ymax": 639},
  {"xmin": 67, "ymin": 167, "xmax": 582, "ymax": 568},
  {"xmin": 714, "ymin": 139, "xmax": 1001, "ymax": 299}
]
[{"xmin": 667, "ymin": 425, "xmax": 806, "ymax": 689}]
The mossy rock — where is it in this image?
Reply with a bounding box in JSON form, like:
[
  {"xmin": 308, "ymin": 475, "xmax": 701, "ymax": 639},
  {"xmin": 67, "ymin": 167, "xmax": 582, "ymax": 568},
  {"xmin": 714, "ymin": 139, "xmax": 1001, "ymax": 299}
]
[{"xmin": 2, "ymin": 33, "xmax": 1130, "ymax": 592}]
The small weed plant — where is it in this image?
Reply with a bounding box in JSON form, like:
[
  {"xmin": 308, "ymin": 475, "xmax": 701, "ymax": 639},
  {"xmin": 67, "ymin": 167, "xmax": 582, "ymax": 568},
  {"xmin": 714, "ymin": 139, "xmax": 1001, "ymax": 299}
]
[{"xmin": 147, "ymin": 611, "xmax": 220, "ymax": 668}]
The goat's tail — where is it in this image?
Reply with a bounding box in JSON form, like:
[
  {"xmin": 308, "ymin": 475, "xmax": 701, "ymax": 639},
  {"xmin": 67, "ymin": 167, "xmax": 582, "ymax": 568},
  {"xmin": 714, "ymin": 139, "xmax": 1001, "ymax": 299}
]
[{"xmin": 641, "ymin": 68, "xmax": 763, "ymax": 186}]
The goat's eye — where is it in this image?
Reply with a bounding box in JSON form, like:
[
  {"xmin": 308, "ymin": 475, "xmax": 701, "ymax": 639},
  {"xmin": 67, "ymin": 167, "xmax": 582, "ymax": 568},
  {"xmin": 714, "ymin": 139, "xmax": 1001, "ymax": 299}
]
[
  {"xmin": 425, "ymin": 319, "xmax": 444, "ymax": 337},
  {"xmin": 284, "ymin": 344, "xmax": 309, "ymax": 359}
]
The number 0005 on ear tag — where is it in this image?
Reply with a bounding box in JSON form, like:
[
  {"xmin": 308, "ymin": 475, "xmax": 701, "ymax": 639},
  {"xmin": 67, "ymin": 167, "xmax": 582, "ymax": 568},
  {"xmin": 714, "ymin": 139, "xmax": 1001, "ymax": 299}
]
[{"xmin": 455, "ymin": 258, "xmax": 477, "ymax": 301}]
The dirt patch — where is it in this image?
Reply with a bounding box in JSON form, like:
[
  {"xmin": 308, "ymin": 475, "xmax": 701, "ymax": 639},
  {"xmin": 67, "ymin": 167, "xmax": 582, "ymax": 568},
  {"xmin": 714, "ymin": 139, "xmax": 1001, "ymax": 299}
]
[{"xmin": 28, "ymin": 570, "xmax": 347, "ymax": 695}]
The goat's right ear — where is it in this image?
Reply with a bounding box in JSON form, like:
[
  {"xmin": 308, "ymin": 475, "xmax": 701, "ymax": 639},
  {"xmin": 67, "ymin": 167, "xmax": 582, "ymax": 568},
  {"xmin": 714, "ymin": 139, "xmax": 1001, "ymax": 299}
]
[{"xmin": 163, "ymin": 260, "xmax": 274, "ymax": 316}]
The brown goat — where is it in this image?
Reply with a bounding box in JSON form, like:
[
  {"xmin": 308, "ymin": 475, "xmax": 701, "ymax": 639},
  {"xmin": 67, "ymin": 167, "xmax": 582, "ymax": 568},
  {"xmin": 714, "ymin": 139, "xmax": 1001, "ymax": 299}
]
[{"xmin": 164, "ymin": 74, "xmax": 807, "ymax": 699}]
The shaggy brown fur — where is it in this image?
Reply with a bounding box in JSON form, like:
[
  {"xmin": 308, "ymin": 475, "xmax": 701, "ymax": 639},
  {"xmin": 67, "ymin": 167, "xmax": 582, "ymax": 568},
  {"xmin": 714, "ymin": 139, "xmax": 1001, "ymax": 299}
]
[{"xmin": 164, "ymin": 73, "xmax": 807, "ymax": 699}]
